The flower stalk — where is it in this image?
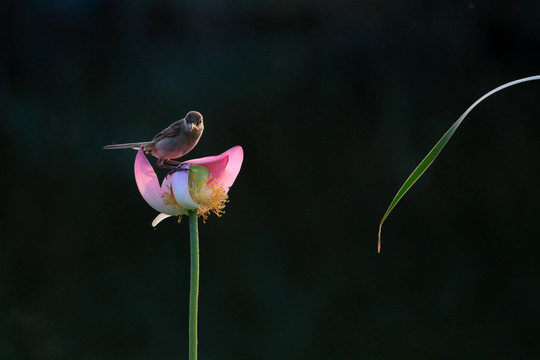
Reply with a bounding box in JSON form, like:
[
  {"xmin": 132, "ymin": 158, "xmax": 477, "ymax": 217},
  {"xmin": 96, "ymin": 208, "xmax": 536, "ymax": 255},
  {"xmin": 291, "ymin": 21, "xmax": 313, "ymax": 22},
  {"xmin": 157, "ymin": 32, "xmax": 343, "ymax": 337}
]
[{"xmin": 188, "ymin": 208, "xmax": 199, "ymax": 360}]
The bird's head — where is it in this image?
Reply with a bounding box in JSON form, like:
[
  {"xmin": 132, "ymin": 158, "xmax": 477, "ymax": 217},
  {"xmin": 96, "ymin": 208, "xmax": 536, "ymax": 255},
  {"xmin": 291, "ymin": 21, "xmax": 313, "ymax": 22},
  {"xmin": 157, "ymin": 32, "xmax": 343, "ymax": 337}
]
[{"xmin": 185, "ymin": 111, "xmax": 204, "ymax": 133}]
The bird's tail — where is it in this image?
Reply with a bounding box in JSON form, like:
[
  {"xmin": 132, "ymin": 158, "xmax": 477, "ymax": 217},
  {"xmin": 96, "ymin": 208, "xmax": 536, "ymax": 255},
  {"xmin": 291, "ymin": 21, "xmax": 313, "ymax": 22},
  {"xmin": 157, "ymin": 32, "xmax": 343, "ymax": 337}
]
[{"xmin": 103, "ymin": 142, "xmax": 148, "ymax": 150}]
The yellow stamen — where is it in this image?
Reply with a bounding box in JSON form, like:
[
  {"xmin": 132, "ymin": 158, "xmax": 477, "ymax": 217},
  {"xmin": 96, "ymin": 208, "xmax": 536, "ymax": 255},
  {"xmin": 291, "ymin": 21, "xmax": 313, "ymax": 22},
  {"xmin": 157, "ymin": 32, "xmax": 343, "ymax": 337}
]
[
  {"xmin": 189, "ymin": 175, "xmax": 229, "ymax": 223},
  {"xmin": 162, "ymin": 185, "xmax": 184, "ymax": 212}
]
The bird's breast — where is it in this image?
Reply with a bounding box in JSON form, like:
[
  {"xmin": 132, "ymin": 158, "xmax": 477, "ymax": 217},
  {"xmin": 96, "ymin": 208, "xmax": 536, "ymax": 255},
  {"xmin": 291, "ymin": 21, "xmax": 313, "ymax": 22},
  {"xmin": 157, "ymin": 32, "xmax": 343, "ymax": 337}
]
[{"xmin": 154, "ymin": 134, "xmax": 201, "ymax": 160}]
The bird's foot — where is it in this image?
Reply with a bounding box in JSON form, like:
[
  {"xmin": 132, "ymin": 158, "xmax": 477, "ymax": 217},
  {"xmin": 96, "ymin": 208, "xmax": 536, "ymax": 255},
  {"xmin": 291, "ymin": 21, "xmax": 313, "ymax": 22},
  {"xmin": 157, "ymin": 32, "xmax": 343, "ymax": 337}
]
[{"xmin": 167, "ymin": 163, "xmax": 190, "ymax": 174}]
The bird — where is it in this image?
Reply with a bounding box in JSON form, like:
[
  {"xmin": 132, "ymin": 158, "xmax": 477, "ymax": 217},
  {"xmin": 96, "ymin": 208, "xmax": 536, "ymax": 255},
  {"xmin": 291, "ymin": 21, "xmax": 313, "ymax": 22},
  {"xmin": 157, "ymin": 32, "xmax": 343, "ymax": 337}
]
[{"xmin": 103, "ymin": 111, "xmax": 204, "ymax": 169}]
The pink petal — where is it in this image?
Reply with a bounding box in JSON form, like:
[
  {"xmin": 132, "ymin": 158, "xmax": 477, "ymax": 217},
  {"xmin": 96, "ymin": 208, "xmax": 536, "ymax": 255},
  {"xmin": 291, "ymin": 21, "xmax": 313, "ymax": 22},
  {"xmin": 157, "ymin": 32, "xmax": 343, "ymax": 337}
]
[
  {"xmin": 184, "ymin": 153, "xmax": 229, "ymax": 184},
  {"xmin": 134, "ymin": 149, "xmax": 178, "ymax": 215},
  {"xmin": 216, "ymin": 146, "xmax": 244, "ymax": 190},
  {"xmin": 184, "ymin": 146, "xmax": 244, "ymax": 192}
]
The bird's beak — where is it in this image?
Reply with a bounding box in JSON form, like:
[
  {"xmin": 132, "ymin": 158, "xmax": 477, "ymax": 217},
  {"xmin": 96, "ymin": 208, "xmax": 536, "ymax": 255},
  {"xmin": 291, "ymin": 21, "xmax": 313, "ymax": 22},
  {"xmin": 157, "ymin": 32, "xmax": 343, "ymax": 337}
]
[{"xmin": 188, "ymin": 123, "xmax": 195, "ymax": 132}]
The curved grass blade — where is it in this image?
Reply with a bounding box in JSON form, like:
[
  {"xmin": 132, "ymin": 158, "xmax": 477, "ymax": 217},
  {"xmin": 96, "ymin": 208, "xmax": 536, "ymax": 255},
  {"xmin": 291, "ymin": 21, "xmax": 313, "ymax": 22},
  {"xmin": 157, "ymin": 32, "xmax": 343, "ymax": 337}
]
[{"xmin": 378, "ymin": 75, "xmax": 540, "ymax": 253}]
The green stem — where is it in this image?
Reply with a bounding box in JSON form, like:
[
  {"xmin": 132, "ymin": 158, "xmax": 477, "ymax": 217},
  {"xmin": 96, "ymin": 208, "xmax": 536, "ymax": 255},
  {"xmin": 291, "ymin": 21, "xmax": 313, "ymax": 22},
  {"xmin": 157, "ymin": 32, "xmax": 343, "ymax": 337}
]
[{"xmin": 188, "ymin": 209, "xmax": 199, "ymax": 360}]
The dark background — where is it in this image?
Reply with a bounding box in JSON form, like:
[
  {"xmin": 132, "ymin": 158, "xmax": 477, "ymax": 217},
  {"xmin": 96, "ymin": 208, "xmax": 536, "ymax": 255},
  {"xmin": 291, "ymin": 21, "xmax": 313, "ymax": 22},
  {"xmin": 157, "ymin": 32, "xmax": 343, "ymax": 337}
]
[{"xmin": 2, "ymin": 1, "xmax": 540, "ymax": 359}]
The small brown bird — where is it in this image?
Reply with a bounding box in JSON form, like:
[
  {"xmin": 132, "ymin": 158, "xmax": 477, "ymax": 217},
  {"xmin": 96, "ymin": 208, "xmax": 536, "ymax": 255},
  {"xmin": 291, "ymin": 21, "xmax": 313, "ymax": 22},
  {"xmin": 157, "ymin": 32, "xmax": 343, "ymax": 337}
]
[{"xmin": 103, "ymin": 111, "xmax": 204, "ymax": 168}]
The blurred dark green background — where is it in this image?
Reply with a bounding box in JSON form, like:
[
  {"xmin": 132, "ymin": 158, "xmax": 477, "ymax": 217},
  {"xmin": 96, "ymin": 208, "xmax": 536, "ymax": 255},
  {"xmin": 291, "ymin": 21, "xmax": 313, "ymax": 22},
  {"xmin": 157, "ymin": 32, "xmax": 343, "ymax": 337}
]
[{"xmin": 2, "ymin": 1, "xmax": 540, "ymax": 359}]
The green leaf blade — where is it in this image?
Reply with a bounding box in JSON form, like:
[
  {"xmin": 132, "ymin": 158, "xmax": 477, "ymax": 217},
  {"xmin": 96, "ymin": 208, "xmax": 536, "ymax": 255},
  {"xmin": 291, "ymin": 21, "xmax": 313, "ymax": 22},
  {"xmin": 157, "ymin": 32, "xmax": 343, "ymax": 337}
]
[{"xmin": 378, "ymin": 75, "xmax": 540, "ymax": 253}]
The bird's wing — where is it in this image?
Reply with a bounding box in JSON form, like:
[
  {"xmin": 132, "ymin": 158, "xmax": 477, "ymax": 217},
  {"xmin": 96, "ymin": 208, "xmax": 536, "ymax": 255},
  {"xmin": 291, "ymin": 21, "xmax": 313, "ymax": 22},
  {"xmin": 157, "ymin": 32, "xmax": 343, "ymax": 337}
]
[{"xmin": 152, "ymin": 119, "xmax": 184, "ymax": 142}]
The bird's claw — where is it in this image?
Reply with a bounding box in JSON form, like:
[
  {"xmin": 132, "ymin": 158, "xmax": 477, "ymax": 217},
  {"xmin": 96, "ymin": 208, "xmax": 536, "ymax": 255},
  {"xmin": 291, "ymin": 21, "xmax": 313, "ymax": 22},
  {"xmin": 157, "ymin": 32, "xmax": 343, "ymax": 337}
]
[{"xmin": 168, "ymin": 163, "xmax": 190, "ymax": 174}]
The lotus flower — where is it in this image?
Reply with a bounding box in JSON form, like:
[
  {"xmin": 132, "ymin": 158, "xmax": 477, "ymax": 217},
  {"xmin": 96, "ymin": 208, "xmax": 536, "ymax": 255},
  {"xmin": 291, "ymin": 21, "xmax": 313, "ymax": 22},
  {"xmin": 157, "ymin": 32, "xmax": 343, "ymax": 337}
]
[{"xmin": 134, "ymin": 146, "xmax": 244, "ymax": 226}]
